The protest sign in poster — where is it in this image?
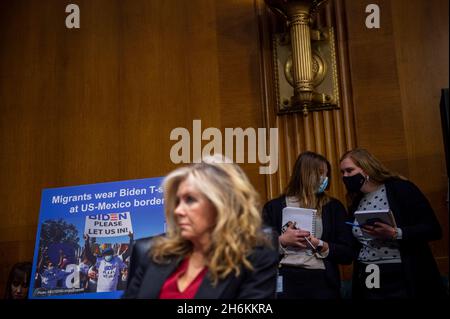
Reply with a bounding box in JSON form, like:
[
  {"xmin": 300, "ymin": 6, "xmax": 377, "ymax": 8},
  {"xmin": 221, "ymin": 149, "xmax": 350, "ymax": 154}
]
[{"xmin": 29, "ymin": 177, "xmax": 165, "ymax": 299}]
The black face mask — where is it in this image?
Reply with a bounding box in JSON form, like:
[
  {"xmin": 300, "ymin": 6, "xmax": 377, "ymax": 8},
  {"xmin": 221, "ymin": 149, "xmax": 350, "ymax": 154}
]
[{"xmin": 342, "ymin": 173, "xmax": 366, "ymax": 192}]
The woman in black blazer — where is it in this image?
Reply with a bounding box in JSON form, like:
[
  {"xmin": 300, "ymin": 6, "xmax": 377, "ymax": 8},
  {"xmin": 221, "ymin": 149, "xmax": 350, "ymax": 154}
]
[
  {"xmin": 123, "ymin": 155, "xmax": 278, "ymax": 299},
  {"xmin": 340, "ymin": 148, "xmax": 446, "ymax": 298},
  {"xmin": 124, "ymin": 239, "xmax": 277, "ymax": 299},
  {"xmin": 263, "ymin": 151, "xmax": 353, "ymax": 299}
]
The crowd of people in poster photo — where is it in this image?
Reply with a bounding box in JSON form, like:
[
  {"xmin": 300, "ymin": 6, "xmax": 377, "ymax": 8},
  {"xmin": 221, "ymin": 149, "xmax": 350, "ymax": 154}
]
[{"xmin": 32, "ymin": 233, "xmax": 133, "ymax": 296}]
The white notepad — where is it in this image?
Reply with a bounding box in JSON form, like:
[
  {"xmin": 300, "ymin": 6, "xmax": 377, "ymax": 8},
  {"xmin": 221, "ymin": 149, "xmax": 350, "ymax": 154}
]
[
  {"xmin": 281, "ymin": 207, "xmax": 317, "ymax": 254},
  {"xmin": 281, "ymin": 207, "xmax": 317, "ymax": 236}
]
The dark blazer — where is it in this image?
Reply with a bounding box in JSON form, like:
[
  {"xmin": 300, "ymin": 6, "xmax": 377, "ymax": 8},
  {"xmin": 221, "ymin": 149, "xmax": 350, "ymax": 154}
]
[
  {"xmin": 122, "ymin": 236, "xmax": 279, "ymax": 299},
  {"xmin": 349, "ymin": 178, "xmax": 446, "ymax": 298},
  {"xmin": 262, "ymin": 196, "xmax": 353, "ymax": 290},
  {"xmin": 126, "ymin": 236, "xmax": 155, "ymax": 289}
]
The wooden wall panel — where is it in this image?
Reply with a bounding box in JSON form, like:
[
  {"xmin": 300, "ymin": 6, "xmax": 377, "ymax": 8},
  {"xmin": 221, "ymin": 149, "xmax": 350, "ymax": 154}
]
[
  {"xmin": 215, "ymin": 0, "xmax": 267, "ymax": 197},
  {"xmin": 390, "ymin": 0, "xmax": 449, "ymax": 266},
  {"xmin": 344, "ymin": 0, "xmax": 410, "ymax": 175}
]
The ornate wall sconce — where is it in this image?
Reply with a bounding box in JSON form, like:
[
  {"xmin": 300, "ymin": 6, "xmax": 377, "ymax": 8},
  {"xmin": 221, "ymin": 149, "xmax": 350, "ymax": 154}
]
[{"xmin": 265, "ymin": 0, "xmax": 340, "ymax": 115}]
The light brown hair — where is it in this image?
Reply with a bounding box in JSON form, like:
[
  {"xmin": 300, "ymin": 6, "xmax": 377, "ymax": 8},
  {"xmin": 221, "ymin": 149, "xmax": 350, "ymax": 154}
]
[{"xmin": 285, "ymin": 151, "xmax": 331, "ymax": 216}]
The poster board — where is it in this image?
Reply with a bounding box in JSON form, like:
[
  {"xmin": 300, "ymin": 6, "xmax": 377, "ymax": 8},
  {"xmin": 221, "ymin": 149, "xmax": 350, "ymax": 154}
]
[{"xmin": 29, "ymin": 177, "xmax": 165, "ymax": 299}]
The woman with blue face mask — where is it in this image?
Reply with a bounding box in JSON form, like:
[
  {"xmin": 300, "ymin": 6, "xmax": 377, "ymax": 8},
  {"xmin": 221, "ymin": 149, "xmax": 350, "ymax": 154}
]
[{"xmin": 263, "ymin": 151, "xmax": 353, "ymax": 299}]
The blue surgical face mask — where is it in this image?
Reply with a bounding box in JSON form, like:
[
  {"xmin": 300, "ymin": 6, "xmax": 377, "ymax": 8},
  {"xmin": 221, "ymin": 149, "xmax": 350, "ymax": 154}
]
[
  {"xmin": 317, "ymin": 176, "xmax": 328, "ymax": 194},
  {"xmin": 104, "ymin": 255, "xmax": 113, "ymax": 262}
]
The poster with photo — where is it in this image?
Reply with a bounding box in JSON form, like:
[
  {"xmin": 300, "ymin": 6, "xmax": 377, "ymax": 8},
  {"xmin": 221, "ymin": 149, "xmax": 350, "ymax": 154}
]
[{"xmin": 29, "ymin": 177, "xmax": 165, "ymax": 299}]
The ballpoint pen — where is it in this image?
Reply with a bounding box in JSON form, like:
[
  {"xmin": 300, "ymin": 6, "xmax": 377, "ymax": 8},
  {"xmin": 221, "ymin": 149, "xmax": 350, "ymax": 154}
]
[
  {"xmin": 345, "ymin": 222, "xmax": 362, "ymax": 228},
  {"xmin": 303, "ymin": 236, "xmax": 316, "ymax": 252}
]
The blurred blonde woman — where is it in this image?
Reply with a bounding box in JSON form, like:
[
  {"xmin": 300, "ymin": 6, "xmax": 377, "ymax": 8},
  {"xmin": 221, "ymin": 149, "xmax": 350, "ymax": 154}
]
[{"xmin": 123, "ymin": 155, "xmax": 278, "ymax": 299}]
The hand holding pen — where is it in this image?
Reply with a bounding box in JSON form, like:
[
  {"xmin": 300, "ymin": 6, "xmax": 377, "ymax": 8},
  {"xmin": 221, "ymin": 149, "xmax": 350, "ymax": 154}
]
[{"xmin": 279, "ymin": 222, "xmax": 310, "ymax": 248}]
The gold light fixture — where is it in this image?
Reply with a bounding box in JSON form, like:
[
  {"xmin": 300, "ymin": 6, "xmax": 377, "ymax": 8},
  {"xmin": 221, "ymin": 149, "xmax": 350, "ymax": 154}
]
[{"xmin": 265, "ymin": 0, "xmax": 340, "ymax": 115}]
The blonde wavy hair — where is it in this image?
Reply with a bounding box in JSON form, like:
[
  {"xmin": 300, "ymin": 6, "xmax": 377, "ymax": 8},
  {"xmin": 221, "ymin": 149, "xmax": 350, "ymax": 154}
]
[
  {"xmin": 151, "ymin": 156, "xmax": 267, "ymax": 285},
  {"xmin": 340, "ymin": 148, "xmax": 404, "ymax": 184}
]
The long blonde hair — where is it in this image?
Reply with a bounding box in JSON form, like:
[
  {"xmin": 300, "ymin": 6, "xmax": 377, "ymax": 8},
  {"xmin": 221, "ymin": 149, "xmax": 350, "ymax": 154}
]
[
  {"xmin": 151, "ymin": 156, "xmax": 267, "ymax": 285},
  {"xmin": 285, "ymin": 151, "xmax": 331, "ymax": 216}
]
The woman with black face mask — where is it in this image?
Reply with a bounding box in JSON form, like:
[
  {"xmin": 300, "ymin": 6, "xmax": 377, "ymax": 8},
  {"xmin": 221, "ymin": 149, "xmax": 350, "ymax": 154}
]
[{"xmin": 339, "ymin": 148, "xmax": 446, "ymax": 299}]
